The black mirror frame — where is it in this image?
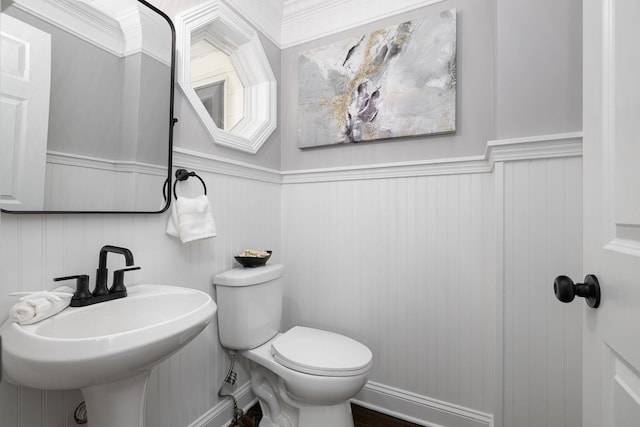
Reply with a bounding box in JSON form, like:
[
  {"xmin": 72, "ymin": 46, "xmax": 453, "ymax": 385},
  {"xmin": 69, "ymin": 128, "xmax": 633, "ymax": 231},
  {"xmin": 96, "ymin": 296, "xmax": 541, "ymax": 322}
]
[{"xmin": 1, "ymin": 0, "xmax": 176, "ymax": 215}]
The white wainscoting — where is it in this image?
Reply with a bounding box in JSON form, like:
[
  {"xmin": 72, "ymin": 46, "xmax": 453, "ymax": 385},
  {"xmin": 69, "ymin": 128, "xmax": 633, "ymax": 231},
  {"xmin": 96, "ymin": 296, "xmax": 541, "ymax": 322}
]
[
  {"xmin": 44, "ymin": 151, "xmax": 169, "ymax": 211},
  {"xmin": 0, "ymin": 167, "xmax": 281, "ymax": 427},
  {"xmin": 496, "ymin": 158, "xmax": 583, "ymax": 427},
  {"xmin": 282, "ymin": 167, "xmax": 497, "ymax": 424},
  {"xmin": 281, "ymin": 132, "xmax": 582, "ymax": 427},
  {"xmin": 0, "ymin": 133, "xmax": 582, "ymax": 427}
]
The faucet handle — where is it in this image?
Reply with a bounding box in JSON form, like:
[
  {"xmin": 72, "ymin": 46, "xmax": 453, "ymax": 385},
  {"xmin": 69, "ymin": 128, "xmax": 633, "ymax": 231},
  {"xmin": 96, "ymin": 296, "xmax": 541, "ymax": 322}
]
[
  {"xmin": 110, "ymin": 266, "xmax": 140, "ymax": 294},
  {"xmin": 54, "ymin": 274, "xmax": 92, "ymax": 300}
]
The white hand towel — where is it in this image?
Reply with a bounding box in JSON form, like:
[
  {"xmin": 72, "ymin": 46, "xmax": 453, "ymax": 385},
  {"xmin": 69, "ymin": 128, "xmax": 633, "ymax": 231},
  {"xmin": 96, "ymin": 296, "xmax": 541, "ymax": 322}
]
[
  {"xmin": 9, "ymin": 286, "xmax": 74, "ymax": 325},
  {"xmin": 165, "ymin": 201, "xmax": 180, "ymax": 238},
  {"xmin": 174, "ymin": 195, "xmax": 217, "ymax": 243}
]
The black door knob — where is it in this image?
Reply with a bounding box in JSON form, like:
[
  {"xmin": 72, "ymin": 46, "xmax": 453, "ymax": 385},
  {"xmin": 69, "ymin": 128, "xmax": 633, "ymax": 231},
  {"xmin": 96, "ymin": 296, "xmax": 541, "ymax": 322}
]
[{"xmin": 553, "ymin": 274, "xmax": 601, "ymax": 308}]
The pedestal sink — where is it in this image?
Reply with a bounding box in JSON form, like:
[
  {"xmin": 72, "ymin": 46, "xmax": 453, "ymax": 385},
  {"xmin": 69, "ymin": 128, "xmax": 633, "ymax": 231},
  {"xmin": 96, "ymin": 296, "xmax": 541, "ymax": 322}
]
[{"xmin": 0, "ymin": 284, "xmax": 217, "ymax": 427}]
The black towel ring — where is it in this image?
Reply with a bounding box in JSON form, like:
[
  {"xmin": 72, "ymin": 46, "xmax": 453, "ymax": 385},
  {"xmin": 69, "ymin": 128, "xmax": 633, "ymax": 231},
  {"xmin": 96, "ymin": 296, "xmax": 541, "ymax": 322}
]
[{"xmin": 172, "ymin": 169, "xmax": 207, "ymax": 199}]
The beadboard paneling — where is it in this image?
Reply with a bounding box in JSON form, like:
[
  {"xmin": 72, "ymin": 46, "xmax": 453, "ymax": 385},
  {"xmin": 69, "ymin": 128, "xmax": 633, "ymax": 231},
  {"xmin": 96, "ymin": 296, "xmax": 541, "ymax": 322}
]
[
  {"xmin": 281, "ymin": 172, "xmax": 496, "ymax": 414},
  {"xmin": 281, "ymin": 152, "xmax": 582, "ymax": 427},
  {"xmin": 44, "ymin": 154, "xmax": 167, "ymax": 211},
  {"xmin": 1, "ymin": 139, "xmax": 583, "ymax": 427},
  {"xmin": 499, "ymin": 157, "xmax": 583, "ymax": 427},
  {"xmin": 0, "ymin": 170, "xmax": 281, "ymax": 427}
]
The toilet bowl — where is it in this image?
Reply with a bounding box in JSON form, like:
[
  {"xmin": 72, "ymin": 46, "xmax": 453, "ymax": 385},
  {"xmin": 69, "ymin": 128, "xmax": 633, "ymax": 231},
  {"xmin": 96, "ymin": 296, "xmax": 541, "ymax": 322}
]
[{"xmin": 213, "ymin": 265, "xmax": 373, "ymax": 427}]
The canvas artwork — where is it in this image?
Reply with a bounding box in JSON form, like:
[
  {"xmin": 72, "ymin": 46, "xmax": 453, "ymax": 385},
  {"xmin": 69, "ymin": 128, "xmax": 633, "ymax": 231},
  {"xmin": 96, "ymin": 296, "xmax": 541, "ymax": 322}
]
[{"xmin": 297, "ymin": 9, "xmax": 457, "ymax": 148}]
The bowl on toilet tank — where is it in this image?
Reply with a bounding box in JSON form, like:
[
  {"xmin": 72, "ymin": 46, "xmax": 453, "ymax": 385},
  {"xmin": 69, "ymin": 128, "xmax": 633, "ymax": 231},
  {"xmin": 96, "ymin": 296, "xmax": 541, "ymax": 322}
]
[{"xmin": 214, "ymin": 264, "xmax": 284, "ymax": 350}]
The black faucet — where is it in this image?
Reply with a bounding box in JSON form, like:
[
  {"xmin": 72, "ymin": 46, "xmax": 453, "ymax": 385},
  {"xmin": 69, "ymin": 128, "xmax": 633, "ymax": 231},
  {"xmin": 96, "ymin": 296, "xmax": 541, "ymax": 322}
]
[
  {"xmin": 94, "ymin": 245, "xmax": 135, "ymax": 297},
  {"xmin": 54, "ymin": 245, "xmax": 140, "ymax": 307}
]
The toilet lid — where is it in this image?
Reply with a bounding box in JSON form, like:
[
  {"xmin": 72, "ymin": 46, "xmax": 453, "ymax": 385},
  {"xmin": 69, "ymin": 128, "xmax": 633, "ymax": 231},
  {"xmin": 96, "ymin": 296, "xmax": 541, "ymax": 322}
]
[{"xmin": 270, "ymin": 326, "xmax": 372, "ymax": 377}]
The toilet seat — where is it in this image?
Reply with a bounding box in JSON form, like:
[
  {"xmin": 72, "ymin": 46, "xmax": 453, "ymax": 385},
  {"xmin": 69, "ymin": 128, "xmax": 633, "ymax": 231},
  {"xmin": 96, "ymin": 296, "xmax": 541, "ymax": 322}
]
[{"xmin": 270, "ymin": 326, "xmax": 372, "ymax": 377}]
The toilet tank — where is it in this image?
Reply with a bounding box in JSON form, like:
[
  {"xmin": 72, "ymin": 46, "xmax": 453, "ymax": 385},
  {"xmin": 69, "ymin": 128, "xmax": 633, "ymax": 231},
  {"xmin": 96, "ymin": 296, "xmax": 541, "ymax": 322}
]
[{"xmin": 213, "ymin": 264, "xmax": 284, "ymax": 350}]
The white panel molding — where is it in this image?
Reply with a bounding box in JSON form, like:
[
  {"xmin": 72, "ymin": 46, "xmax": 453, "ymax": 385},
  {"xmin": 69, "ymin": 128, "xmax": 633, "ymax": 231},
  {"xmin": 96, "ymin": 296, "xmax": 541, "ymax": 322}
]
[
  {"xmin": 353, "ymin": 382, "xmax": 493, "ymax": 427},
  {"xmin": 188, "ymin": 382, "xmax": 256, "ymax": 427},
  {"xmin": 46, "ymin": 151, "xmax": 167, "ymax": 176},
  {"xmin": 604, "ymin": 238, "xmax": 640, "ymax": 258},
  {"xmin": 0, "ymin": 14, "xmax": 50, "ymax": 211}
]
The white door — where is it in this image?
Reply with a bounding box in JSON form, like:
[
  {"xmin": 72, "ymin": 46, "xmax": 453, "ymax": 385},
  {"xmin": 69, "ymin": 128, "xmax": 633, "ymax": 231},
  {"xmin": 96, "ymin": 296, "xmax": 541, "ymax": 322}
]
[
  {"xmin": 0, "ymin": 13, "xmax": 50, "ymax": 210},
  {"xmin": 581, "ymin": 0, "xmax": 640, "ymax": 425}
]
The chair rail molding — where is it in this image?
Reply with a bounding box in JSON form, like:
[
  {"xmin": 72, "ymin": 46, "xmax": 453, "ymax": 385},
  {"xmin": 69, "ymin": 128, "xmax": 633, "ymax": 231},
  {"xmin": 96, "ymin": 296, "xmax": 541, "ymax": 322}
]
[
  {"xmin": 281, "ymin": 132, "xmax": 583, "ymax": 184},
  {"xmin": 171, "ymin": 132, "xmax": 583, "ymax": 185}
]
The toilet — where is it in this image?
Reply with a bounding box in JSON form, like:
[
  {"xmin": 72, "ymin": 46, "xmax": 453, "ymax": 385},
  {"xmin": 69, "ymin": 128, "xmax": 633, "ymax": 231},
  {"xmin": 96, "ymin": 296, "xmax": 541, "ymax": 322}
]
[{"xmin": 213, "ymin": 264, "xmax": 372, "ymax": 427}]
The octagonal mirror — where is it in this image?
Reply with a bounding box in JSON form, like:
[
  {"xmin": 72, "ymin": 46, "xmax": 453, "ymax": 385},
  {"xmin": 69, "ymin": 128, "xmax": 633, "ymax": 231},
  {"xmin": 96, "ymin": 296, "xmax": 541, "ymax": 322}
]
[{"xmin": 175, "ymin": 1, "xmax": 276, "ymax": 154}]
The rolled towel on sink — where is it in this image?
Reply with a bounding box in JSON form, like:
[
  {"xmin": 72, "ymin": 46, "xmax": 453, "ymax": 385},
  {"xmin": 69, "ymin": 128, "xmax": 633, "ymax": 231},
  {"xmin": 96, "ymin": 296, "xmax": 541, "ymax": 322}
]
[{"xmin": 9, "ymin": 286, "xmax": 74, "ymax": 325}]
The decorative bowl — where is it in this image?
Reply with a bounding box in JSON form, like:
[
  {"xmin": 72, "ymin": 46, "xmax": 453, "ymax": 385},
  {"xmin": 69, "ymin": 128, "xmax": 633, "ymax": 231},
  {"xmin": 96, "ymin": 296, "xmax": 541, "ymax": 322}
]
[{"xmin": 234, "ymin": 250, "xmax": 272, "ymax": 268}]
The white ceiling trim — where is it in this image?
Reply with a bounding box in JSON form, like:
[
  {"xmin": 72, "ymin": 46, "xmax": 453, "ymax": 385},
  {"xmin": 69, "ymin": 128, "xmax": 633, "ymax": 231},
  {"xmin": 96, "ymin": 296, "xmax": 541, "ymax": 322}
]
[
  {"xmin": 281, "ymin": 0, "xmax": 448, "ymax": 47},
  {"xmin": 10, "ymin": 0, "xmax": 170, "ymax": 64},
  {"xmin": 221, "ymin": 0, "xmax": 283, "ymax": 47},
  {"xmin": 227, "ymin": 0, "xmax": 448, "ymax": 48},
  {"xmin": 11, "ymin": 0, "xmax": 125, "ymax": 55}
]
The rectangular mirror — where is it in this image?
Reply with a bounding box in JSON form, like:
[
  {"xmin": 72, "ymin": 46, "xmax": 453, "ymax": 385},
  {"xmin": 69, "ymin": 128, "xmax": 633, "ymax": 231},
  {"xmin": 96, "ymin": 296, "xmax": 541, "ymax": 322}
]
[{"xmin": 0, "ymin": 0, "xmax": 175, "ymax": 213}]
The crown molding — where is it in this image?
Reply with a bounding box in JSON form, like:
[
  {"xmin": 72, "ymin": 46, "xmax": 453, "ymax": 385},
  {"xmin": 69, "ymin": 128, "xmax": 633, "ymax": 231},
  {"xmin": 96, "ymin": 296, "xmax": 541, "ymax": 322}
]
[
  {"xmin": 10, "ymin": 0, "xmax": 170, "ymax": 64},
  {"xmin": 280, "ymin": 0, "xmax": 447, "ymax": 48},
  {"xmin": 226, "ymin": 0, "xmax": 449, "ymax": 48},
  {"xmin": 11, "ymin": 0, "xmax": 125, "ymax": 55},
  {"xmin": 221, "ymin": 0, "xmax": 283, "ymax": 47}
]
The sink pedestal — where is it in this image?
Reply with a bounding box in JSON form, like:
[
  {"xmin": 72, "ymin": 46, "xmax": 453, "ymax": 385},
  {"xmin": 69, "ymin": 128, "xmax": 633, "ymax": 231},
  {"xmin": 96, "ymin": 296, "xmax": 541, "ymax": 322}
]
[{"xmin": 82, "ymin": 371, "xmax": 151, "ymax": 427}]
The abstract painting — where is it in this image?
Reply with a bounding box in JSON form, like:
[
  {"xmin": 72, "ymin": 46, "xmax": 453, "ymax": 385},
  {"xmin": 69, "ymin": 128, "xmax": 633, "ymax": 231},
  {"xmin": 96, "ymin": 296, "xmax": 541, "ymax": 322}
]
[{"xmin": 297, "ymin": 9, "xmax": 456, "ymax": 148}]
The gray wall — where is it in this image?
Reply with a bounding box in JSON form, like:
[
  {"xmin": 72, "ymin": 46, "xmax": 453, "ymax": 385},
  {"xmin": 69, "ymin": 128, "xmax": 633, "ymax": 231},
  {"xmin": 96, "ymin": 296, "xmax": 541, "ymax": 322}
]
[
  {"xmin": 281, "ymin": 0, "xmax": 494, "ymax": 171},
  {"xmin": 6, "ymin": 6, "xmax": 174, "ymax": 167},
  {"xmin": 0, "ymin": 0, "xmax": 583, "ymax": 425},
  {"xmin": 280, "ymin": 0, "xmax": 582, "ymax": 171},
  {"xmin": 7, "ymin": 7, "xmax": 122, "ymax": 160},
  {"xmin": 496, "ymin": 0, "xmax": 582, "ymax": 139},
  {"xmin": 136, "ymin": 53, "xmax": 171, "ymax": 166}
]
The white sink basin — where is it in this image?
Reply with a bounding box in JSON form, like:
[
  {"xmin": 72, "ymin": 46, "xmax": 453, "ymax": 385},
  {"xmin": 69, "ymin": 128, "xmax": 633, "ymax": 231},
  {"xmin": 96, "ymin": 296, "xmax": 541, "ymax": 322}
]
[
  {"xmin": 1, "ymin": 284, "xmax": 216, "ymax": 389},
  {"xmin": 0, "ymin": 284, "xmax": 216, "ymax": 427}
]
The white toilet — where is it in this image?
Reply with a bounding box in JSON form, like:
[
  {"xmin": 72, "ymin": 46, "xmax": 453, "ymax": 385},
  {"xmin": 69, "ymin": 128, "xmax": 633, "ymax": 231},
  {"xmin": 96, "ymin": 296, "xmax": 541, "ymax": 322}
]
[{"xmin": 213, "ymin": 264, "xmax": 373, "ymax": 427}]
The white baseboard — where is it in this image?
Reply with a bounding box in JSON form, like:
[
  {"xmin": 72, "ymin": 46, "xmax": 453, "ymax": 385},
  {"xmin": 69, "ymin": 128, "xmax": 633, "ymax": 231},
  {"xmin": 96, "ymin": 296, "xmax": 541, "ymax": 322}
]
[
  {"xmin": 188, "ymin": 382, "xmax": 256, "ymax": 427},
  {"xmin": 189, "ymin": 379, "xmax": 492, "ymax": 427},
  {"xmin": 352, "ymin": 382, "xmax": 493, "ymax": 427}
]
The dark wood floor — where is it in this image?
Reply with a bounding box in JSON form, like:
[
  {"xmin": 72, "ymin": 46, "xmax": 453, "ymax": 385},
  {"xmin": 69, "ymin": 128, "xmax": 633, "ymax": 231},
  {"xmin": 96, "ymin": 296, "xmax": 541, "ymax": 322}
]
[
  {"xmin": 352, "ymin": 404, "xmax": 421, "ymax": 427},
  {"xmin": 235, "ymin": 403, "xmax": 421, "ymax": 426}
]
